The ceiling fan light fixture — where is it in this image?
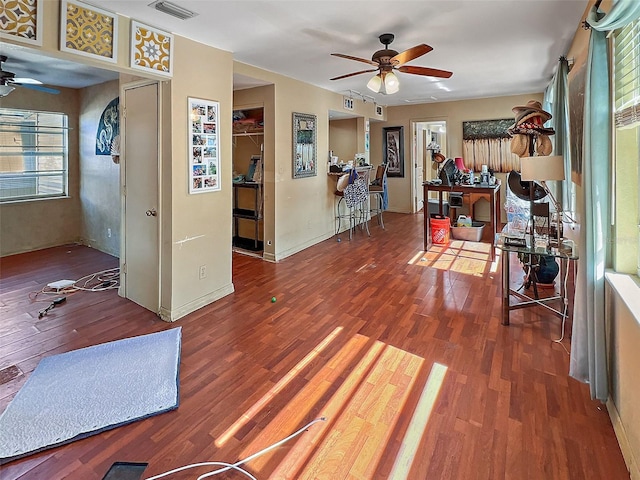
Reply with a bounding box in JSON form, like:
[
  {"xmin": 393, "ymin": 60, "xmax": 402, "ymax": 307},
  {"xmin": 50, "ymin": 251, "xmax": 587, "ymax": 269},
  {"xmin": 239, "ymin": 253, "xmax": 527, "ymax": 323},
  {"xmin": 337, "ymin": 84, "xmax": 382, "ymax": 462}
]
[
  {"xmin": 384, "ymin": 71, "xmax": 399, "ymax": 94},
  {"xmin": 367, "ymin": 74, "xmax": 382, "ymax": 93},
  {"xmin": 0, "ymin": 84, "xmax": 15, "ymax": 97}
]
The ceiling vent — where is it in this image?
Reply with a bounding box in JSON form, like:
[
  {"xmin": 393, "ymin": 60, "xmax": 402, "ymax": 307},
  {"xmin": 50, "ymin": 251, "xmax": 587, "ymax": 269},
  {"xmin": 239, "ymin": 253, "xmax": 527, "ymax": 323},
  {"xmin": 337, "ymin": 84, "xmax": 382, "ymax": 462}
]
[{"xmin": 148, "ymin": 1, "xmax": 198, "ymax": 20}]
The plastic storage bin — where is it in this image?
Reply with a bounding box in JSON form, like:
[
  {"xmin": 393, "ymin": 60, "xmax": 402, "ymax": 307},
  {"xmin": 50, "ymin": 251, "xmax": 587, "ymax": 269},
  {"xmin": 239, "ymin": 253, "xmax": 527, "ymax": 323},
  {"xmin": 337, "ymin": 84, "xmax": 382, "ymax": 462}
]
[{"xmin": 450, "ymin": 221, "xmax": 485, "ymax": 241}]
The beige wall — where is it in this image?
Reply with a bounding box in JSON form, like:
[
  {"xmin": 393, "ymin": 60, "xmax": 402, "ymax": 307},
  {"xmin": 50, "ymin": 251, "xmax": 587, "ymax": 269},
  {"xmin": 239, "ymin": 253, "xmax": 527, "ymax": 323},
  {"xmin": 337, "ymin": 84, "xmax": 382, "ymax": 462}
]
[
  {"xmin": 0, "ymin": 86, "xmax": 82, "ymax": 256},
  {"xmin": 329, "ymin": 118, "xmax": 358, "ymax": 163},
  {"xmin": 161, "ymin": 36, "xmax": 235, "ymax": 320},
  {"xmin": 370, "ymin": 93, "xmax": 544, "ymax": 215},
  {"xmin": 79, "ymin": 80, "xmax": 121, "ymax": 257}
]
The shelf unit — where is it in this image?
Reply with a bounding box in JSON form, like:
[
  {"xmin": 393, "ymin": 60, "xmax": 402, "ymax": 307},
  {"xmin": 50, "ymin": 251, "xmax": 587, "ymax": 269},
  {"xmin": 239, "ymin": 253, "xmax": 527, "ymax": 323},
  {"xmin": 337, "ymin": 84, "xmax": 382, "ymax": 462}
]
[
  {"xmin": 232, "ymin": 181, "xmax": 263, "ymax": 251},
  {"xmin": 232, "ymin": 106, "xmax": 265, "ymax": 252}
]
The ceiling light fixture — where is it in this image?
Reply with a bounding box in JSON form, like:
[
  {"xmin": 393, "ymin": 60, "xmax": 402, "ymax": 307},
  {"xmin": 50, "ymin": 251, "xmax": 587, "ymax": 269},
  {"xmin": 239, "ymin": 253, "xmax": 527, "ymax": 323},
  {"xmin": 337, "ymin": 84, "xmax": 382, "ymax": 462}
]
[
  {"xmin": 148, "ymin": 0, "xmax": 198, "ymax": 20},
  {"xmin": 0, "ymin": 84, "xmax": 15, "ymax": 97},
  {"xmin": 367, "ymin": 71, "xmax": 400, "ymax": 95},
  {"xmin": 366, "ymin": 74, "xmax": 382, "ymax": 93}
]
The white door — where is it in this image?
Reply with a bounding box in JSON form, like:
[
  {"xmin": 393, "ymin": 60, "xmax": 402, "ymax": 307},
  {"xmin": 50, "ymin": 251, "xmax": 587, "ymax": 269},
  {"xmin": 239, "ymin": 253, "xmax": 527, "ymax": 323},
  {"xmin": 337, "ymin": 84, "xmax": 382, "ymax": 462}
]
[
  {"xmin": 121, "ymin": 82, "xmax": 160, "ymax": 313},
  {"xmin": 412, "ymin": 122, "xmax": 425, "ymax": 213}
]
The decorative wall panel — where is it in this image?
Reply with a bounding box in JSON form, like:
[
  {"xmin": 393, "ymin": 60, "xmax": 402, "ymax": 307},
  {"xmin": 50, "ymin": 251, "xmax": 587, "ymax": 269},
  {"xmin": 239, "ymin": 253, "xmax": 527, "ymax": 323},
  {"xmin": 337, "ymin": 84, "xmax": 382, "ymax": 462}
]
[
  {"xmin": 0, "ymin": 0, "xmax": 43, "ymax": 45},
  {"xmin": 130, "ymin": 21, "xmax": 173, "ymax": 77},
  {"xmin": 60, "ymin": 0, "xmax": 117, "ymax": 62}
]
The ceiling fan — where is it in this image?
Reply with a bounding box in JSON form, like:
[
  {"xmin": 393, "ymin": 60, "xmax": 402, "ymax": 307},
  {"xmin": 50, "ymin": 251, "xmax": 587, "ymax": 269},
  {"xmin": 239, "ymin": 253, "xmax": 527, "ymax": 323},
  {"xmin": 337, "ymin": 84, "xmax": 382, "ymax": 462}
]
[
  {"xmin": 0, "ymin": 55, "xmax": 60, "ymax": 97},
  {"xmin": 330, "ymin": 33, "xmax": 452, "ymax": 95}
]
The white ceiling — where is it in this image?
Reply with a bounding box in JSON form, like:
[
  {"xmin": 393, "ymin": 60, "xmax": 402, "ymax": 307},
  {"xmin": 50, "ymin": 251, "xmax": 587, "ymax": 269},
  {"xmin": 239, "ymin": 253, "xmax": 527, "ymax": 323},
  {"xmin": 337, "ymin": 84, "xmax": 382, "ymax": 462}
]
[{"xmin": 2, "ymin": 0, "xmax": 588, "ymax": 106}]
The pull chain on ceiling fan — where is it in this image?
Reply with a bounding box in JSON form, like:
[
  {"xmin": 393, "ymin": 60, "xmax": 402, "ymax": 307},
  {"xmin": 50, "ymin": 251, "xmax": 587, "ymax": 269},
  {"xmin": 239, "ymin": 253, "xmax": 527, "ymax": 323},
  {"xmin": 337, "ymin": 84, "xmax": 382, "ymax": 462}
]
[{"xmin": 330, "ymin": 33, "xmax": 452, "ymax": 95}]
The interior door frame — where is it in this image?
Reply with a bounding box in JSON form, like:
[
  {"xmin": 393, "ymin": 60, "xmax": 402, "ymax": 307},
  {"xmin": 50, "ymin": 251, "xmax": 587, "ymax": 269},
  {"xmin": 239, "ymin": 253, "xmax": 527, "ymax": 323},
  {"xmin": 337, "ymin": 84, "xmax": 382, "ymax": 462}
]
[
  {"xmin": 119, "ymin": 79, "xmax": 163, "ymax": 310},
  {"xmin": 411, "ymin": 118, "xmax": 448, "ymax": 213}
]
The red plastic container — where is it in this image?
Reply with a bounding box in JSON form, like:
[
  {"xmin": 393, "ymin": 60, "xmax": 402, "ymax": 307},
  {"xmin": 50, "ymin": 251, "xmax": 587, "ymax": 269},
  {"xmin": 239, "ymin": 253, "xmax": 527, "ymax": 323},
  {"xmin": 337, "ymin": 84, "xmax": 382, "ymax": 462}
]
[{"xmin": 431, "ymin": 216, "xmax": 451, "ymax": 244}]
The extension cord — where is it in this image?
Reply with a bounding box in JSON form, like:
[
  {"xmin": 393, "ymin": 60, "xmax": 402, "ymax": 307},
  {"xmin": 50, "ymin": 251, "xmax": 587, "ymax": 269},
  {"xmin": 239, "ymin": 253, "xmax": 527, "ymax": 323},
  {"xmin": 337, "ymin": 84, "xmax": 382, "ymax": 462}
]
[{"xmin": 47, "ymin": 279, "xmax": 75, "ymax": 290}]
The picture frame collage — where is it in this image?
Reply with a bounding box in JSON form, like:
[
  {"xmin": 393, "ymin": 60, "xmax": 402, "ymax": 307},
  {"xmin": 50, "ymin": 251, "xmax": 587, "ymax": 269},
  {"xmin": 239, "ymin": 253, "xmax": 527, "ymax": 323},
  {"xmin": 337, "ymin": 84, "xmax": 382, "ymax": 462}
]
[{"xmin": 189, "ymin": 98, "xmax": 220, "ymax": 194}]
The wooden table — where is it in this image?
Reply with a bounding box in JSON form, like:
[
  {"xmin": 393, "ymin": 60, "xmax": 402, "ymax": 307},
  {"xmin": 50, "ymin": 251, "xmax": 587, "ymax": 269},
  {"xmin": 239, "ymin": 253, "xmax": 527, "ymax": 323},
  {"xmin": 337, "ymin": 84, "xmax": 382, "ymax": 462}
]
[{"xmin": 423, "ymin": 181, "xmax": 501, "ymax": 260}]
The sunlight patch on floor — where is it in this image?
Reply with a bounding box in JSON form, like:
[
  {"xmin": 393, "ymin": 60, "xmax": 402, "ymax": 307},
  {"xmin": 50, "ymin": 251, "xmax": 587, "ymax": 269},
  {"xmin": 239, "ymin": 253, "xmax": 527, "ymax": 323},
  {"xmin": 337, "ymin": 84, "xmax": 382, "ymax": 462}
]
[
  {"xmin": 388, "ymin": 362, "xmax": 448, "ymax": 479},
  {"xmin": 216, "ymin": 330, "xmax": 449, "ymax": 479},
  {"xmin": 411, "ymin": 241, "xmax": 492, "ymax": 276},
  {"xmin": 214, "ymin": 326, "xmax": 343, "ymax": 447}
]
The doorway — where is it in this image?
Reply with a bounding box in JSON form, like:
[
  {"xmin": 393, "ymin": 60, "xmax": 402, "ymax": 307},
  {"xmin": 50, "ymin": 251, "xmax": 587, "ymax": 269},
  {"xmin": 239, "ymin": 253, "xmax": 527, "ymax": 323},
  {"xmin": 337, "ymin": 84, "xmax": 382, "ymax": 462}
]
[
  {"xmin": 121, "ymin": 80, "xmax": 161, "ymax": 313},
  {"xmin": 412, "ymin": 120, "xmax": 447, "ymax": 213}
]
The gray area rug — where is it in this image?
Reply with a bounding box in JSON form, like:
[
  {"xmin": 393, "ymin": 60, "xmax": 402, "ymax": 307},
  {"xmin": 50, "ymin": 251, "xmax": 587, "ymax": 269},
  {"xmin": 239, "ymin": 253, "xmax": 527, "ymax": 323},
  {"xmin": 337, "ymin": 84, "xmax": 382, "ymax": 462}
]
[{"xmin": 0, "ymin": 328, "xmax": 181, "ymax": 464}]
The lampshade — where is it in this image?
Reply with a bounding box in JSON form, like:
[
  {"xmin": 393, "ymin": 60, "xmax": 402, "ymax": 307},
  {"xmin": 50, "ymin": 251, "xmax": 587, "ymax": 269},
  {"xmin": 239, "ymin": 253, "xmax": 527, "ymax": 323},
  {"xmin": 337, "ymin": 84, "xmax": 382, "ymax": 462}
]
[
  {"xmin": 520, "ymin": 155, "xmax": 565, "ymax": 181},
  {"xmin": 454, "ymin": 157, "xmax": 467, "ymax": 171},
  {"xmin": 0, "ymin": 84, "xmax": 15, "ymax": 97},
  {"xmin": 384, "ymin": 71, "xmax": 399, "ymax": 94},
  {"xmin": 367, "ymin": 74, "xmax": 382, "ymax": 93}
]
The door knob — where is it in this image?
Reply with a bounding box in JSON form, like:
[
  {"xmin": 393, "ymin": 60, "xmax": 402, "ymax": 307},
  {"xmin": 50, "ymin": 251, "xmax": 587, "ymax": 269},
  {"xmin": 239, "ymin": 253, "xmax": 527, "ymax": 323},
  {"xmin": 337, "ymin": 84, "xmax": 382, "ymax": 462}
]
[{"xmin": 145, "ymin": 209, "xmax": 157, "ymax": 217}]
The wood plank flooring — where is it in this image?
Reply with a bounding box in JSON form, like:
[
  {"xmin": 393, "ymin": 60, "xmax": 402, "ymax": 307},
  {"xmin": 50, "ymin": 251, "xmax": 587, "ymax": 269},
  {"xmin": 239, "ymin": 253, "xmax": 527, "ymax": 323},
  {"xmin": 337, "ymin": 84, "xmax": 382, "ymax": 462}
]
[{"xmin": 0, "ymin": 213, "xmax": 629, "ymax": 479}]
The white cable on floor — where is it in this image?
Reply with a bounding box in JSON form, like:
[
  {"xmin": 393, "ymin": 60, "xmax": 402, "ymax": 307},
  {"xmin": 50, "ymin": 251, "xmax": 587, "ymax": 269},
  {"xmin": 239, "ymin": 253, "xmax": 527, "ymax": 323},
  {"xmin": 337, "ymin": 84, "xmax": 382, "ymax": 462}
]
[{"xmin": 145, "ymin": 417, "xmax": 326, "ymax": 480}]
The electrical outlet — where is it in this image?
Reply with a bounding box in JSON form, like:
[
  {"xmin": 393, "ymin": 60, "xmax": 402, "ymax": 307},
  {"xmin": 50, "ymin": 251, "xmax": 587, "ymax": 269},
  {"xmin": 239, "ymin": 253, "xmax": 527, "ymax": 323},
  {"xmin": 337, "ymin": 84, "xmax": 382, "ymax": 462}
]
[
  {"xmin": 199, "ymin": 265, "xmax": 207, "ymax": 279},
  {"xmin": 107, "ymin": 228, "xmax": 112, "ymax": 238}
]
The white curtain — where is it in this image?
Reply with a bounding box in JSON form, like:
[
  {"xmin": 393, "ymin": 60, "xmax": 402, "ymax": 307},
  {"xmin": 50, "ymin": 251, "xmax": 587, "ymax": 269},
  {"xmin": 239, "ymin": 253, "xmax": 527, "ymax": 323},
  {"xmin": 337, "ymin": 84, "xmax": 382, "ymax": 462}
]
[{"xmin": 570, "ymin": 0, "xmax": 640, "ymax": 401}]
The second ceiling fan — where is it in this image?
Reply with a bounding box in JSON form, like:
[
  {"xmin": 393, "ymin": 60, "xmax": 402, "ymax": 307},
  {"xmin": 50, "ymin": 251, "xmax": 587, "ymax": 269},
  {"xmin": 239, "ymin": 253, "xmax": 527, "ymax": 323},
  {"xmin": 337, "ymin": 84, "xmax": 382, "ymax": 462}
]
[{"xmin": 330, "ymin": 33, "xmax": 452, "ymax": 95}]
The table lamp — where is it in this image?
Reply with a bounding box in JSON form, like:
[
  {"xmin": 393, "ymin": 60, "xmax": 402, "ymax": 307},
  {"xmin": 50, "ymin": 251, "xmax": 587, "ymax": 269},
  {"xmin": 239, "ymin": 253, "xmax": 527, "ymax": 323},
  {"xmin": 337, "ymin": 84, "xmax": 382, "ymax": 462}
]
[{"xmin": 520, "ymin": 155, "xmax": 565, "ymax": 247}]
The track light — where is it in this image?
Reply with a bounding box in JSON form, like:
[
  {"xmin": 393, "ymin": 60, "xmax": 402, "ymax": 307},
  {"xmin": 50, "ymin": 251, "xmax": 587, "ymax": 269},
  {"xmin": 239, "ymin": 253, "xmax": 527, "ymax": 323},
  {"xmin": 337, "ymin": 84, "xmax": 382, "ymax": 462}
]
[{"xmin": 148, "ymin": 0, "xmax": 198, "ymax": 20}]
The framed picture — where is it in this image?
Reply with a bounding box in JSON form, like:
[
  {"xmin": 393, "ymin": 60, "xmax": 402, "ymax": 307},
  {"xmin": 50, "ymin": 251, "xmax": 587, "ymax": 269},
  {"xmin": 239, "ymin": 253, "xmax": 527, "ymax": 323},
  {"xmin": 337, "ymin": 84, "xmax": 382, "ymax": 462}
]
[
  {"xmin": 189, "ymin": 98, "xmax": 220, "ymax": 194},
  {"xmin": 60, "ymin": 0, "xmax": 117, "ymax": 62},
  {"xmin": 0, "ymin": 0, "xmax": 43, "ymax": 45},
  {"xmin": 383, "ymin": 126, "xmax": 404, "ymax": 177},
  {"xmin": 293, "ymin": 112, "xmax": 317, "ymax": 178},
  {"xmin": 130, "ymin": 21, "xmax": 173, "ymax": 76}
]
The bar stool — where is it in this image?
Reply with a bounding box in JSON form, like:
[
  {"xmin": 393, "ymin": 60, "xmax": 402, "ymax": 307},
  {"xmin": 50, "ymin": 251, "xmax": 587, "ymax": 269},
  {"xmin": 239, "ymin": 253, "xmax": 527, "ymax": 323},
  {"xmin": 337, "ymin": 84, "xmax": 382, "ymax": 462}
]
[
  {"xmin": 334, "ymin": 167, "xmax": 371, "ymax": 240},
  {"xmin": 368, "ymin": 164, "xmax": 387, "ymax": 228}
]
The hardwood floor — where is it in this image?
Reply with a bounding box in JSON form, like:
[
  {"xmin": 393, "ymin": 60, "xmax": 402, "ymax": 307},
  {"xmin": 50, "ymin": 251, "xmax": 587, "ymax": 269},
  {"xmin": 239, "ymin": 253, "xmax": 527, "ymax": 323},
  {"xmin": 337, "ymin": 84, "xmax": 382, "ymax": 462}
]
[{"xmin": 0, "ymin": 213, "xmax": 629, "ymax": 479}]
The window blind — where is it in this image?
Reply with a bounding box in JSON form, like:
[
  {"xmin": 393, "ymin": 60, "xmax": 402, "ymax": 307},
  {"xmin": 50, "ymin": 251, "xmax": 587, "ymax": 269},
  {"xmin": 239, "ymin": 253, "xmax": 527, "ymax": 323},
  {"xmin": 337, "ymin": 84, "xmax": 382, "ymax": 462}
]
[
  {"xmin": 614, "ymin": 19, "xmax": 640, "ymax": 128},
  {"xmin": 0, "ymin": 108, "xmax": 69, "ymax": 202}
]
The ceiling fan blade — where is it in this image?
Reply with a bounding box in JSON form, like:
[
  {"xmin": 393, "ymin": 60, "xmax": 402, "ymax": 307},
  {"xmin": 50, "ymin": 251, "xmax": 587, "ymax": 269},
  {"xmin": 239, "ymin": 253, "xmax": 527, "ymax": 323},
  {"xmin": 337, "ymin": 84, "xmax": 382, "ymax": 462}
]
[
  {"xmin": 15, "ymin": 83, "xmax": 60, "ymax": 94},
  {"xmin": 12, "ymin": 77, "xmax": 42, "ymax": 85},
  {"xmin": 391, "ymin": 44, "xmax": 433, "ymax": 66},
  {"xmin": 330, "ymin": 69, "xmax": 378, "ymax": 81},
  {"xmin": 331, "ymin": 53, "xmax": 378, "ymax": 66},
  {"xmin": 397, "ymin": 65, "xmax": 453, "ymax": 78}
]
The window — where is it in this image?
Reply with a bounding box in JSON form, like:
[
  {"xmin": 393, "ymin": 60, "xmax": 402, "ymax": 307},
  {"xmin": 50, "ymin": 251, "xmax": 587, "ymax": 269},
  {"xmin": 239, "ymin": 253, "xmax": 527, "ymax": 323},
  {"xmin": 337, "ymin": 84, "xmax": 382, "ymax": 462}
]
[
  {"xmin": 613, "ymin": 19, "xmax": 640, "ymax": 276},
  {"xmin": 0, "ymin": 108, "xmax": 68, "ymax": 203}
]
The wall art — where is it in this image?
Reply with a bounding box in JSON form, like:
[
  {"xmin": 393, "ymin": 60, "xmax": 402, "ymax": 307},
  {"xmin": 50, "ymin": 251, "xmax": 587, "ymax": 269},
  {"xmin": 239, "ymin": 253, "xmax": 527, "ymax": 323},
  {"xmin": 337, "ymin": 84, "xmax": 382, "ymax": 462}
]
[
  {"xmin": 60, "ymin": 0, "xmax": 117, "ymax": 62},
  {"xmin": 383, "ymin": 126, "xmax": 403, "ymax": 177},
  {"xmin": 0, "ymin": 0, "xmax": 43, "ymax": 45},
  {"xmin": 293, "ymin": 112, "xmax": 317, "ymax": 178},
  {"xmin": 130, "ymin": 21, "xmax": 173, "ymax": 76},
  {"xmin": 189, "ymin": 98, "xmax": 220, "ymax": 194}
]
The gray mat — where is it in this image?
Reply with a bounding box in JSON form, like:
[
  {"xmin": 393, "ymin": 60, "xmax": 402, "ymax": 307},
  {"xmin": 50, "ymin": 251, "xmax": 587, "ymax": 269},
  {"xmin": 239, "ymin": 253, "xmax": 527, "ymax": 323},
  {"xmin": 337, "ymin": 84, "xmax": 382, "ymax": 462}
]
[{"xmin": 0, "ymin": 328, "xmax": 181, "ymax": 464}]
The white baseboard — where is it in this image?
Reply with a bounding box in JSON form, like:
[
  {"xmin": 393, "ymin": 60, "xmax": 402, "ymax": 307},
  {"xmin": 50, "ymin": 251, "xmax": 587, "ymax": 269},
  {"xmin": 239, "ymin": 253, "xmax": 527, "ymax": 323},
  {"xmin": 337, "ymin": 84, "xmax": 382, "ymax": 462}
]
[
  {"xmin": 607, "ymin": 398, "xmax": 639, "ymax": 480},
  {"xmin": 158, "ymin": 283, "xmax": 235, "ymax": 322}
]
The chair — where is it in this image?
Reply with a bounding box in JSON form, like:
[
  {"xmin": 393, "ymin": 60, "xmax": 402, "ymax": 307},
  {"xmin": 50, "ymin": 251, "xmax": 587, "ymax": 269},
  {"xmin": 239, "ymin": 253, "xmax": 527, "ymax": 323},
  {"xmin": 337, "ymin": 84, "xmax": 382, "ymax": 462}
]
[
  {"xmin": 368, "ymin": 164, "xmax": 387, "ymax": 228},
  {"xmin": 334, "ymin": 167, "xmax": 371, "ymax": 240}
]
